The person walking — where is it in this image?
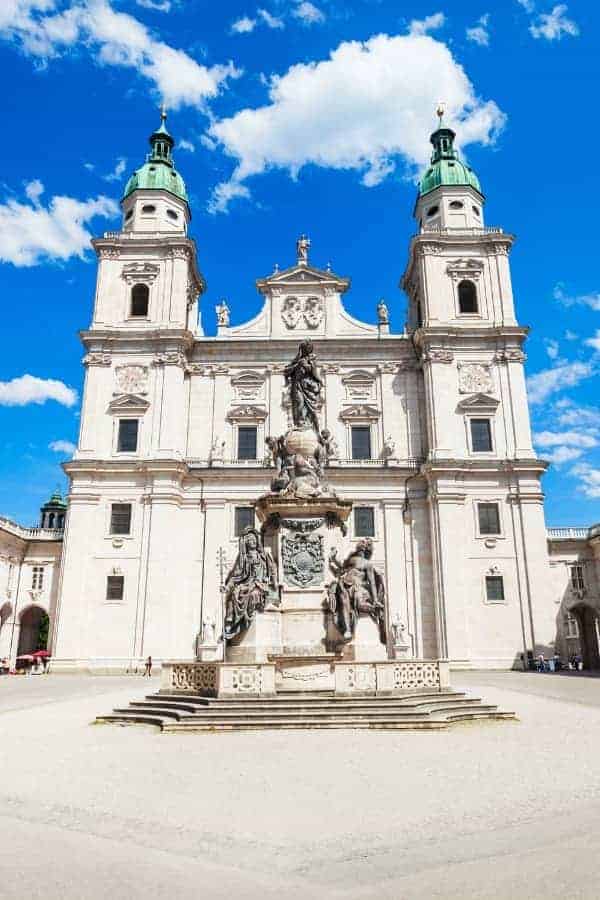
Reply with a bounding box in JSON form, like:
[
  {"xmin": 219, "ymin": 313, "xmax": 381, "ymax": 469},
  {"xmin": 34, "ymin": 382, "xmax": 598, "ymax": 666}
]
[{"xmin": 143, "ymin": 655, "xmax": 152, "ymax": 677}]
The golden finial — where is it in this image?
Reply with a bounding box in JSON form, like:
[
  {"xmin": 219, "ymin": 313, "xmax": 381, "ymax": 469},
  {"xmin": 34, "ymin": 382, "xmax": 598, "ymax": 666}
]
[
  {"xmin": 160, "ymin": 103, "xmax": 167, "ymax": 123},
  {"xmin": 436, "ymin": 102, "xmax": 445, "ymax": 126}
]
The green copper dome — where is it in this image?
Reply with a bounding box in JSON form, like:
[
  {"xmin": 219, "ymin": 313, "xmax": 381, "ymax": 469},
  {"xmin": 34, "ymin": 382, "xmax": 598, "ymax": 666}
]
[
  {"xmin": 123, "ymin": 110, "xmax": 189, "ymax": 205},
  {"xmin": 419, "ymin": 123, "xmax": 482, "ymax": 197},
  {"xmin": 42, "ymin": 490, "xmax": 67, "ymax": 511}
]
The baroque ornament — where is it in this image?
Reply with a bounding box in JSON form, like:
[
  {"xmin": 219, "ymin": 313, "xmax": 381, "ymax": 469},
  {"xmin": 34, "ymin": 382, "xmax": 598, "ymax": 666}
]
[
  {"xmin": 282, "ymin": 532, "xmax": 324, "ymax": 588},
  {"xmin": 115, "ymin": 365, "xmax": 148, "ymax": 396},
  {"xmin": 458, "ymin": 364, "xmax": 494, "ymax": 395},
  {"xmin": 281, "ymin": 295, "xmax": 324, "ymax": 329}
]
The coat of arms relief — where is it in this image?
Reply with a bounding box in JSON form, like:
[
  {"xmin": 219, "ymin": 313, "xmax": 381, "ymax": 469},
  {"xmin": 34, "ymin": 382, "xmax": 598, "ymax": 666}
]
[
  {"xmin": 281, "ymin": 295, "xmax": 324, "ymax": 329},
  {"xmin": 282, "ymin": 532, "xmax": 325, "ymax": 588}
]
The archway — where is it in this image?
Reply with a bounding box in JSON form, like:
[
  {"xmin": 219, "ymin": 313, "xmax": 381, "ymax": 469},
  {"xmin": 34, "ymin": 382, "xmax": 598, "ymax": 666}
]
[
  {"xmin": 17, "ymin": 606, "xmax": 48, "ymax": 657},
  {"xmin": 572, "ymin": 604, "xmax": 600, "ymax": 670}
]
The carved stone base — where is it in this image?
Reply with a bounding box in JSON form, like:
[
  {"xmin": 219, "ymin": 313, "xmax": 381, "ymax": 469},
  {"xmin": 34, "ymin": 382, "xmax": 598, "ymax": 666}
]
[
  {"xmin": 271, "ymin": 654, "xmax": 336, "ymax": 692},
  {"xmin": 391, "ymin": 641, "xmax": 412, "ymax": 660},
  {"xmin": 225, "ymin": 609, "xmax": 283, "ymax": 664},
  {"xmin": 196, "ymin": 643, "xmax": 221, "ymax": 662}
]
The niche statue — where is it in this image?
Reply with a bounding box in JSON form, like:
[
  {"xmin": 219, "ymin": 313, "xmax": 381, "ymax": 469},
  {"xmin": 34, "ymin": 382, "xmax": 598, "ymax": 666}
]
[
  {"xmin": 223, "ymin": 528, "xmax": 279, "ymax": 641},
  {"xmin": 327, "ymin": 539, "xmax": 386, "ymax": 643}
]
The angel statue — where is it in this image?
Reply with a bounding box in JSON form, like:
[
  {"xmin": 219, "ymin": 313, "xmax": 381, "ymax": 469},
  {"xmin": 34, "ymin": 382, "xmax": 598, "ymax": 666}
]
[
  {"xmin": 283, "ymin": 340, "xmax": 323, "ymax": 434},
  {"xmin": 223, "ymin": 527, "xmax": 279, "ymax": 641},
  {"xmin": 327, "ymin": 539, "xmax": 386, "ymax": 643}
]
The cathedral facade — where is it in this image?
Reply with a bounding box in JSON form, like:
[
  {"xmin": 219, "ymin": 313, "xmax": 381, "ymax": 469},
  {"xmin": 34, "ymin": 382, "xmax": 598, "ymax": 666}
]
[{"xmin": 25, "ymin": 112, "xmax": 598, "ymax": 672}]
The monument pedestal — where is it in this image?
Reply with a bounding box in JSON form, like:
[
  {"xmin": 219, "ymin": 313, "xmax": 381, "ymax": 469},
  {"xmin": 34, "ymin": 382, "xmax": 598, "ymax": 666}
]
[{"xmin": 226, "ymin": 609, "xmax": 283, "ymax": 664}]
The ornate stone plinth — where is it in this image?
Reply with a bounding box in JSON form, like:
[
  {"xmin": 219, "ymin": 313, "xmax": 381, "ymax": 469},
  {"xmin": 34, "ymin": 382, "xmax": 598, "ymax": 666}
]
[
  {"xmin": 336, "ymin": 617, "xmax": 388, "ymax": 662},
  {"xmin": 226, "ymin": 609, "xmax": 282, "ymax": 664}
]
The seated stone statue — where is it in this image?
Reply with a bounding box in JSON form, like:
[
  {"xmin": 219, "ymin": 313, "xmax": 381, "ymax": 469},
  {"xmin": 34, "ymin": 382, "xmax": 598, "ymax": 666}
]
[
  {"xmin": 327, "ymin": 539, "xmax": 386, "ymax": 644},
  {"xmin": 224, "ymin": 527, "xmax": 279, "ymax": 641}
]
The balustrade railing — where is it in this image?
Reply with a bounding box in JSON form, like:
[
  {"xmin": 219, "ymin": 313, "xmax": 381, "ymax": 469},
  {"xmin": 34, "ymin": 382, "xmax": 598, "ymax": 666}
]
[
  {"xmin": 547, "ymin": 527, "xmax": 590, "ymax": 540},
  {"xmin": 0, "ymin": 516, "xmax": 64, "ymax": 540},
  {"xmin": 186, "ymin": 457, "xmax": 424, "ymax": 470}
]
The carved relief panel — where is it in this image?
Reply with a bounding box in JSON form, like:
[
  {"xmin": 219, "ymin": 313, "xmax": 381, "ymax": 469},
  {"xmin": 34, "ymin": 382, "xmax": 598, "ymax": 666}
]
[
  {"xmin": 458, "ymin": 363, "xmax": 494, "ymax": 395},
  {"xmin": 281, "ymin": 295, "xmax": 324, "ymax": 330}
]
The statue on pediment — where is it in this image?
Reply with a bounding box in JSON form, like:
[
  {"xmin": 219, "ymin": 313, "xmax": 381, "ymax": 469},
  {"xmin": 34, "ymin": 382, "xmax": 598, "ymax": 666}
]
[
  {"xmin": 377, "ymin": 299, "xmax": 389, "ymax": 325},
  {"xmin": 223, "ymin": 528, "xmax": 279, "ymax": 641},
  {"xmin": 215, "ymin": 299, "xmax": 230, "ymax": 327},
  {"xmin": 296, "ymin": 234, "xmax": 310, "ymax": 265}
]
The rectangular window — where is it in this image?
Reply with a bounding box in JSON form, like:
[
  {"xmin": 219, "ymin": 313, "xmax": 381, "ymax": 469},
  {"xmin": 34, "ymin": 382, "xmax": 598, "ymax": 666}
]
[
  {"xmin": 570, "ymin": 564, "xmax": 585, "ymax": 592},
  {"xmin": 565, "ymin": 612, "xmax": 579, "ymax": 638},
  {"xmin": 235, "ymin": 506, "xmax": 255, "ymax": 537},
  {"xmin": 117, "ymin": 419, "xmax": 139, "ymax": 453},
  {"xmin": 485, "ymin": 575, "xmax": 505, "ymax": 603},
  {"xmin": 351, "ymin": 426, "xmax": 372, "ymax": 460},
  {"xmin": 31, "ymin": 566, "xmax": 44, "ymax": 591},
  {"xmin": 110, "ymin": 503, "xmax": 132, "ymax": 536},
  {"xmin": 354, "ymin": 506, "xmax": 375, "ymax": 537},
  {"xmin": 238, "ymin": 426, "xmax": 258, "ymax": 461},
  {"xmin": 106, "ymin": 575, "xmax": 124, "ymax": 603},
  {"xmin": 478, "ymin": 502, "xmax": 501, "ymax": 536},
  {"xmin": 470, "ymin": 418, "xmax": 493, "ymax": 453}
]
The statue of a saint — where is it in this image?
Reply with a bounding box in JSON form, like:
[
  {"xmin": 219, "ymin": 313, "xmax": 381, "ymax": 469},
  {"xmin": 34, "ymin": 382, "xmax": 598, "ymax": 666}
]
[
  {"xmin": 327, "ymin": 539, "xmax": 386, "ymax": 643},
  {"xmin": 296, "ymin": 234, "xmax": 310, "ymax": 265},
  {"xmin": 223, "ymin": 528, "xmax": 278, "ymax": 641},
  {"xmin": 215, "ymin": 300, "xmax": 230, "ymax": 327},
  {"xmin": 283, "ymin": 340, "xmax": 323, "ymax": 434},
  {"xmin": 377, "ymin": 299, "xmax": 389, "ymax": 325}
]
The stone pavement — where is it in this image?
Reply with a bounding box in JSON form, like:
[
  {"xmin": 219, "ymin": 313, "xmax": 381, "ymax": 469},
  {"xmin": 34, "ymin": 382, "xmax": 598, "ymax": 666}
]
[{"xmin": 1, "ymin": 671, "xmax": 599, "ymax": 899}]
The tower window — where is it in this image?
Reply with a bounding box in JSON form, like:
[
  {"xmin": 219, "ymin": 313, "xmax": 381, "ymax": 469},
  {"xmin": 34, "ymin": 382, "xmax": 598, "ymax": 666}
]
[
  {"xmin": 125, "ymin": 209, "xmax": 133, "ymax": 221},
  {"xmin": 130, "ymin": 283, "xmax": 149, "ymax": 317},
  {"xmin": 110, "ymin": 503, "xmax": 132, "ymax": 536},
  {"xmin": 238, "ymin": 426, "xmax": 258, "ymax": 461},
  {"xmin": 141, "ymin": 204, "xmax": 156, "ymax": 214},
  {"xmin": 106, "ymin": 576, "xmax": 124, "ymax": 603},
  {"xmin": 472, "ymin": 206, "xmax": 481, "ymax": 217},
  {"xmin": 426, "ymin": 205, "xmax": 439, "ymax": 218},
  {"xmin": 470, "ymin": 418, "xmax": 493, "ymax": 453},
  {"xmin": 485, "ymin": 575, "xmax": 505, "ymax": 603},
  {"xmin": 166, "ymin": 209, "xmax": 178, "ymax": 221},
  {"xmin": 570, "ymin": 565, "xmax": 585, "ymax": 592},
  {"xmin": 31, "ymin": 566, "xmax": 44, "ymax": 590},
  {"xmin": 117, "ymin": 419, "xmax": 139, "ymax": 453},
  {"xmin": 458, "ymin": 279, "xmax": 478, "ymax": 314},
  {"xmin": 478, "ymin": 503, "xmax": 501, "ymax": 536},
  {"xmin": 449, "ymin": 201, "xmax": 463, "ymax": 210}
]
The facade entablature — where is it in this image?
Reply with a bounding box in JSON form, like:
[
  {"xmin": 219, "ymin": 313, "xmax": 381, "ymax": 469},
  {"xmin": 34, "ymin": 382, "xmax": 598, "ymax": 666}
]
[{"xmin": 401, "ymin": 228, "xmax": 515, "ymax": 288}]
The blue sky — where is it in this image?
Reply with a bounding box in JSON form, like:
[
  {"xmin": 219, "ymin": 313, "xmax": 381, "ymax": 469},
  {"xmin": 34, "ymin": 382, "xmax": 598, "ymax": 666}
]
[{"xmin": 0, "ymin": 0, "xmax": 598, "ymax": 526}]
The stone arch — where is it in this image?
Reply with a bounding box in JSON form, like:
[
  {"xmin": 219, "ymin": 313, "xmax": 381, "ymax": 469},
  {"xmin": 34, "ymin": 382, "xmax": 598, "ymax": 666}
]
[
  {"xmin": 571, "ymin": 603, "xmax": 600, "ymax": 670},
  {"xmin": 16, "ymin": 604, "xmax": 48, "ymax": 657},
  {"xmin": 0, "ymin": 601, "xmax": 12, "ymax": 632}
]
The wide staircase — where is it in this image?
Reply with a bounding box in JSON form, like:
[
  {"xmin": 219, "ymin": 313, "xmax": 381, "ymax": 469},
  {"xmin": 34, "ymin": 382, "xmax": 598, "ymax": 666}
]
[{"xmin": 96, "ymin": 689, "xmax": 515, "ymax": 732}]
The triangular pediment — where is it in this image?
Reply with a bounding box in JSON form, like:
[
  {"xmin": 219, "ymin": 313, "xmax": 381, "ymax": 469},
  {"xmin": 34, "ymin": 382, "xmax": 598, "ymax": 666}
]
[
  {"xmin": 456, "ymin": 393, "xmax": 499, "ymax": 412},
  {"xmin": 108, "ymin": 393, "xmax": 150, "ymax": 415},
  {"xmin": 256, "ymin": 263, "xmax": 349, "ymax": 293}
]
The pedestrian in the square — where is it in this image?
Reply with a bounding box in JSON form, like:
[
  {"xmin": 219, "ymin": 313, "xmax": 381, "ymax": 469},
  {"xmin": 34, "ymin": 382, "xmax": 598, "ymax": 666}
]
[{"xmin": 143, "ymin": 655, "xmax": 152, "ymax": 677}]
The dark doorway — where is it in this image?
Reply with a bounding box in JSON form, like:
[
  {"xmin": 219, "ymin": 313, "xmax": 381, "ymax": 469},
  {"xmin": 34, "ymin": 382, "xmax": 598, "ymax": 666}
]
[
  {"xmin": 17, "ymin": 606, "xmax": 48, "ymax": 657},
  {"xmin": 572, "ymin": 604, "xmax": 600, "ymax": 669}
]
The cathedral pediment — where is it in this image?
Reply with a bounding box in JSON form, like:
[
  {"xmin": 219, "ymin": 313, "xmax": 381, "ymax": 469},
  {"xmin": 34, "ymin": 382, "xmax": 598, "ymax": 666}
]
[
  {"xmin": 108, "ymin": 393, "xmax": 150, "ymax": 415},
  {"xmin": 456, "ymin": 393, "xmax": 499, "ymax": 413},
  {"xmin": 256, "ymin": 263, "xmax": 349, "ymax": 293}
]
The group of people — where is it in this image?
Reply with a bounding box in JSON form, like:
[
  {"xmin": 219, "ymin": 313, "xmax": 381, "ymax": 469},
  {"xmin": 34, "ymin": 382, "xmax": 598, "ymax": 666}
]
[{"xmin": 526, "ymin": 652, "xmax": 584, "ymax": 672}]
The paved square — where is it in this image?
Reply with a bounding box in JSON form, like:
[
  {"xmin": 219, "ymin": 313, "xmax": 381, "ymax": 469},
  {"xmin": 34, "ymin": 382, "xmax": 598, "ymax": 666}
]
[{"xmin": 1, "ymin": 673, "xmax": 599, "ymax": 899}]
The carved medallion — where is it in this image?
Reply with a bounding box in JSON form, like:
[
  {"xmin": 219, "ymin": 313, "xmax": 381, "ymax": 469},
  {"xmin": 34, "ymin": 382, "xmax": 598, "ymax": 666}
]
[
  {"xmin": 458, "ymin": 364, "xmax": 494, "ymax": 395},
  {"xmin": 115, "ymin": 365, "xmax": 148, "ymax": 396},
  {"xmin": 281, "ymin": 295, "xmax": 324, "ymax": 329},
  {"xmin": 282, "ymin": 532, "xmax": 324, "ymax": 588}
]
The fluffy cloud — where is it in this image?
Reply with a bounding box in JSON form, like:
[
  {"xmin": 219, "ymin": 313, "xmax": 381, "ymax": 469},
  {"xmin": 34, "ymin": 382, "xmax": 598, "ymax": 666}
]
[
  {"xmin": 534, "ymin": 430, "xmax": 598, "ymax": 449},
  {"xmin": 231, "ymin": 8, "xmax": 284, "ymax": 34},
  {"xmin": 527, "ymin": 361, "xmax": 595, "ymax": 405},
  {"xmin": 545, "ymin": 446, "xmax": 583, "ymax": 466},
  {"xmin": 0, "ymin": 181, "xmax": 118, "ymax": 267},
  {"xmin": 530, "ymin": 4, "xmax": 579, "ymax": 41},
  {"xmin": 102, "ymin": 157, "xmax": 127, "ymax": 183},
  {"xmin": 555, "ymin": 400, "xmax": 600, "ymax": 429},
  {"xmin": 135, "ymin": 0, "xmax": 171, "ymax": 10},
  {"xmin": 0, "ymin": 375, "xmax": 78, "ymax": 407},
  {"xmin": 178, "ymin": 139, "xmax": 195, "ymax": 153},
  {"xmin": 571, "ymin": 463, "xmax": 600, "ymax": 499},
  {"xmin": 49, "ymin": 439, "xmax": 76, "ymax": 454},
  {"xmin": 466, "ymin": 14, "xmax": 490, "ymax": 47},
  {"xmin": 544, "ymin": 338, "xmax": 559, "ymax": 360},
  {"xmin": 258, "ymin": 8, "xmax": 284, "ymax": 29},
  {"xmin": 231, "ymin": 16, "xmax": 257, "ymax": 34},
  {"xmin": 553, "ymin": 282, "xmax": 600, "ymax": 311},
  {"xmin": 1, "ymin": 1, "xmax": 240, "ymax": 109},
  {"xmin": 408, "ymin": 13, "xmax": 445, "ymax": 36},
  {"xmin": 585, "ymin": 332, "xmax": 600, "ymax": 353},
  {"xmin": 293, "ymin": 2, "xmax": 325, "ymax": 25},
  {"xmin": 207, "ymin": 29, "xmax": 505, "ymax": 211}
]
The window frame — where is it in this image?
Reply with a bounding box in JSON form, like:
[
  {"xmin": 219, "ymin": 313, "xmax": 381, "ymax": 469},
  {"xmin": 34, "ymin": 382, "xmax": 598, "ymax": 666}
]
[
  {"xmin": 351, "ymin": 425, "xmax": 373, "ymax": 461},
  {"xmin": 468, "ymin": 416, "xmax": 494, "ymax": 455},
  {"xmin": 109, "ymin": 503, "xmax": 133, "ymax": 537},
  {"xmin": 237, "ymin": 425, "xmax": 258, "ymax": 461},
  {"xmin": 353, "ymin": 506, "xmax": 376, "ymax": 539},
  {"xmin": 484, "ymin": 574, "xmax": 506, "ymax": 605},
  {"xmin": 234, "ymin": 506, "xmax": 255, "ymax": 538},
  {"xmin": 457, "ymin": 279, "xmax": 479, "ymax": 315},
  {"xmin": 31, "ymin": 565, "xmax": 44, "ymax": 591},
  {"xmin": 476, "ymin": 501, "xmax": 503, "ymax": 539},
  {"xmin": 570, "ymin": 564, "xmax": 585, "ymax": 592},
  {"xmin": 130, "ymin": 283, "xmax": 150, "ymax": 319},
  {"xmin": 116, "ymin": 418, "xmax": 140, "ymax": 454},
  {"xmin": 105, "ymin": 575, "xmax": 125, "ymax": 604}
]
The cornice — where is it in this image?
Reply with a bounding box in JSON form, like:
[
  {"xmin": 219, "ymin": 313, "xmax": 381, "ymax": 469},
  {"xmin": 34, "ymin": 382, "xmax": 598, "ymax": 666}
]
[
  {"xmin": 93, "ymin": 233, "xmax": 205, "ymax": 294},
  {"xmin": 80, "ymin": 328, "xmax": 194, "ymax": 352},
  {"xmin": 400, "ymin": 228, "xmax": 516, "ymax": 288},
  {"xmin": 421, "ymin": 457, "xmax": 549, "ymax": 476}
]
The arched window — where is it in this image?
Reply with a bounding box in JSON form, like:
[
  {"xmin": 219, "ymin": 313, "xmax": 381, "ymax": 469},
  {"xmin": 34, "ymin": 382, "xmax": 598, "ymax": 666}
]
[
  {"xmin": 131, "ymin": 283, "xmax": 149, "ymax": 317},
  {"xmin": 449, "ymin": 200, "xmax": 464, "ymax": 210},
  {"xmin": 426, "ymin": 205, "xmax": 439, "ymax": 218},
  {"xmin": 141, "ymin": 204, "xmax": 156, "ymax": 214},
  {"xmin": 48, "ymin": 513, "xmax": 55, "ymax": 528},
  {"xmin": 166, "ymin": 209, "xmax": 178, "ymax": 221},
  {"xmin": 458, "ymin": 279, "xmax": 478, "ymax": 314}
]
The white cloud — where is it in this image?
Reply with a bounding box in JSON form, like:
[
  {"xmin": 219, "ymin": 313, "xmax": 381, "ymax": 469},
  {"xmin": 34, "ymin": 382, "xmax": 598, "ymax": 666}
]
[
  {"xmin": 178, "ymin": 138, "xmax": 195, "ymax": 153},
  {"xmin": 517, "ymin": 0, "xmax": 535, "ymax": 12},
  {"xmin": 564, "ymin": 329, "xmax": 578, "ymax": 341},
  {"xmin": 545, "ymin": 446, "xmax": 584, "ymax": 466},
  {"xmin": 544, "ymin": 338, "xmax": 559, "ymax": 360},
  {"xmin": 25, "ymin": 178, "xmax": 44, "ymax": 204},
  {"xmin": 49, "ymin": 439, "xmax": 76, "ymax": 454},
  {"xmin": 135, "ymin": 0, "xmax": 171, "ymax": 11},
  {"xmin": 207, "ymin": 29, "xmax": 505, "ymax": 212},
  {"xmin": 231, "ymin": 16, "xmax": 256, "ymax": 34},
  {"xmin": 207, "ymin": 180, "xmax": 251, "ymax": 216},
  {"xmin": 585, "ymin": 331, "xmax": 600, "ymax": 353},
  {"xmin": 102, "ymin": 157, "xmax": 127, "ymax": 183},
  {"xmin": 293, "ymin": 2, "xmax": 325, "ymax": 25},
  {"xmin": 258, "ymin": 8, "xmax": 284, "ymax": 29},
  {"xmin": 408, "ymin": 12, "xmax": 445, "ymax": 36},
  {"xmin": 571, "ymin": 463, "xmax": 600, "ymax": 498},
  {"xmin": 553, "ymin": 282, "xmax": 600, "ymax": 311},
  {"xmin": 527, "ymin": 360, "xmax": 595, "ymax": 404},
  {"xmin": 0, "ymin": 183, "xmax": 118, "ymax": 267},
  {"xmin": 83, "ymin": 162, "xmax": 95, "ymax": 172},
  {"xmin": 0, "ymin": 374, "xmax": 78, "ymax": 407},
  {"xmin": 530, "ymin": 4, "xmax": 579, "ymax": 41},
  {"xmin": 466, "ymin": 14, "xmax": 490, "ymax": 47},
  {"xmin": 534, "ymin": 430, "xmax": 598, "ymax": 449},
  {"xmin": 1, "ymin": 1, "xmax": 241, "ymax": 110}
]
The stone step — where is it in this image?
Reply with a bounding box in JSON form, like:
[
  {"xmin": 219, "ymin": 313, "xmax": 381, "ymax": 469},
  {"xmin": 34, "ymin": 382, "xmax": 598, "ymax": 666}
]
[
  {"xmin": 151, "ymin": 690, "xmax": 464, "ymax": 708},
  {"xmin": 167, "ymin": 702, "xmax": 501, "ymax": 723}
]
